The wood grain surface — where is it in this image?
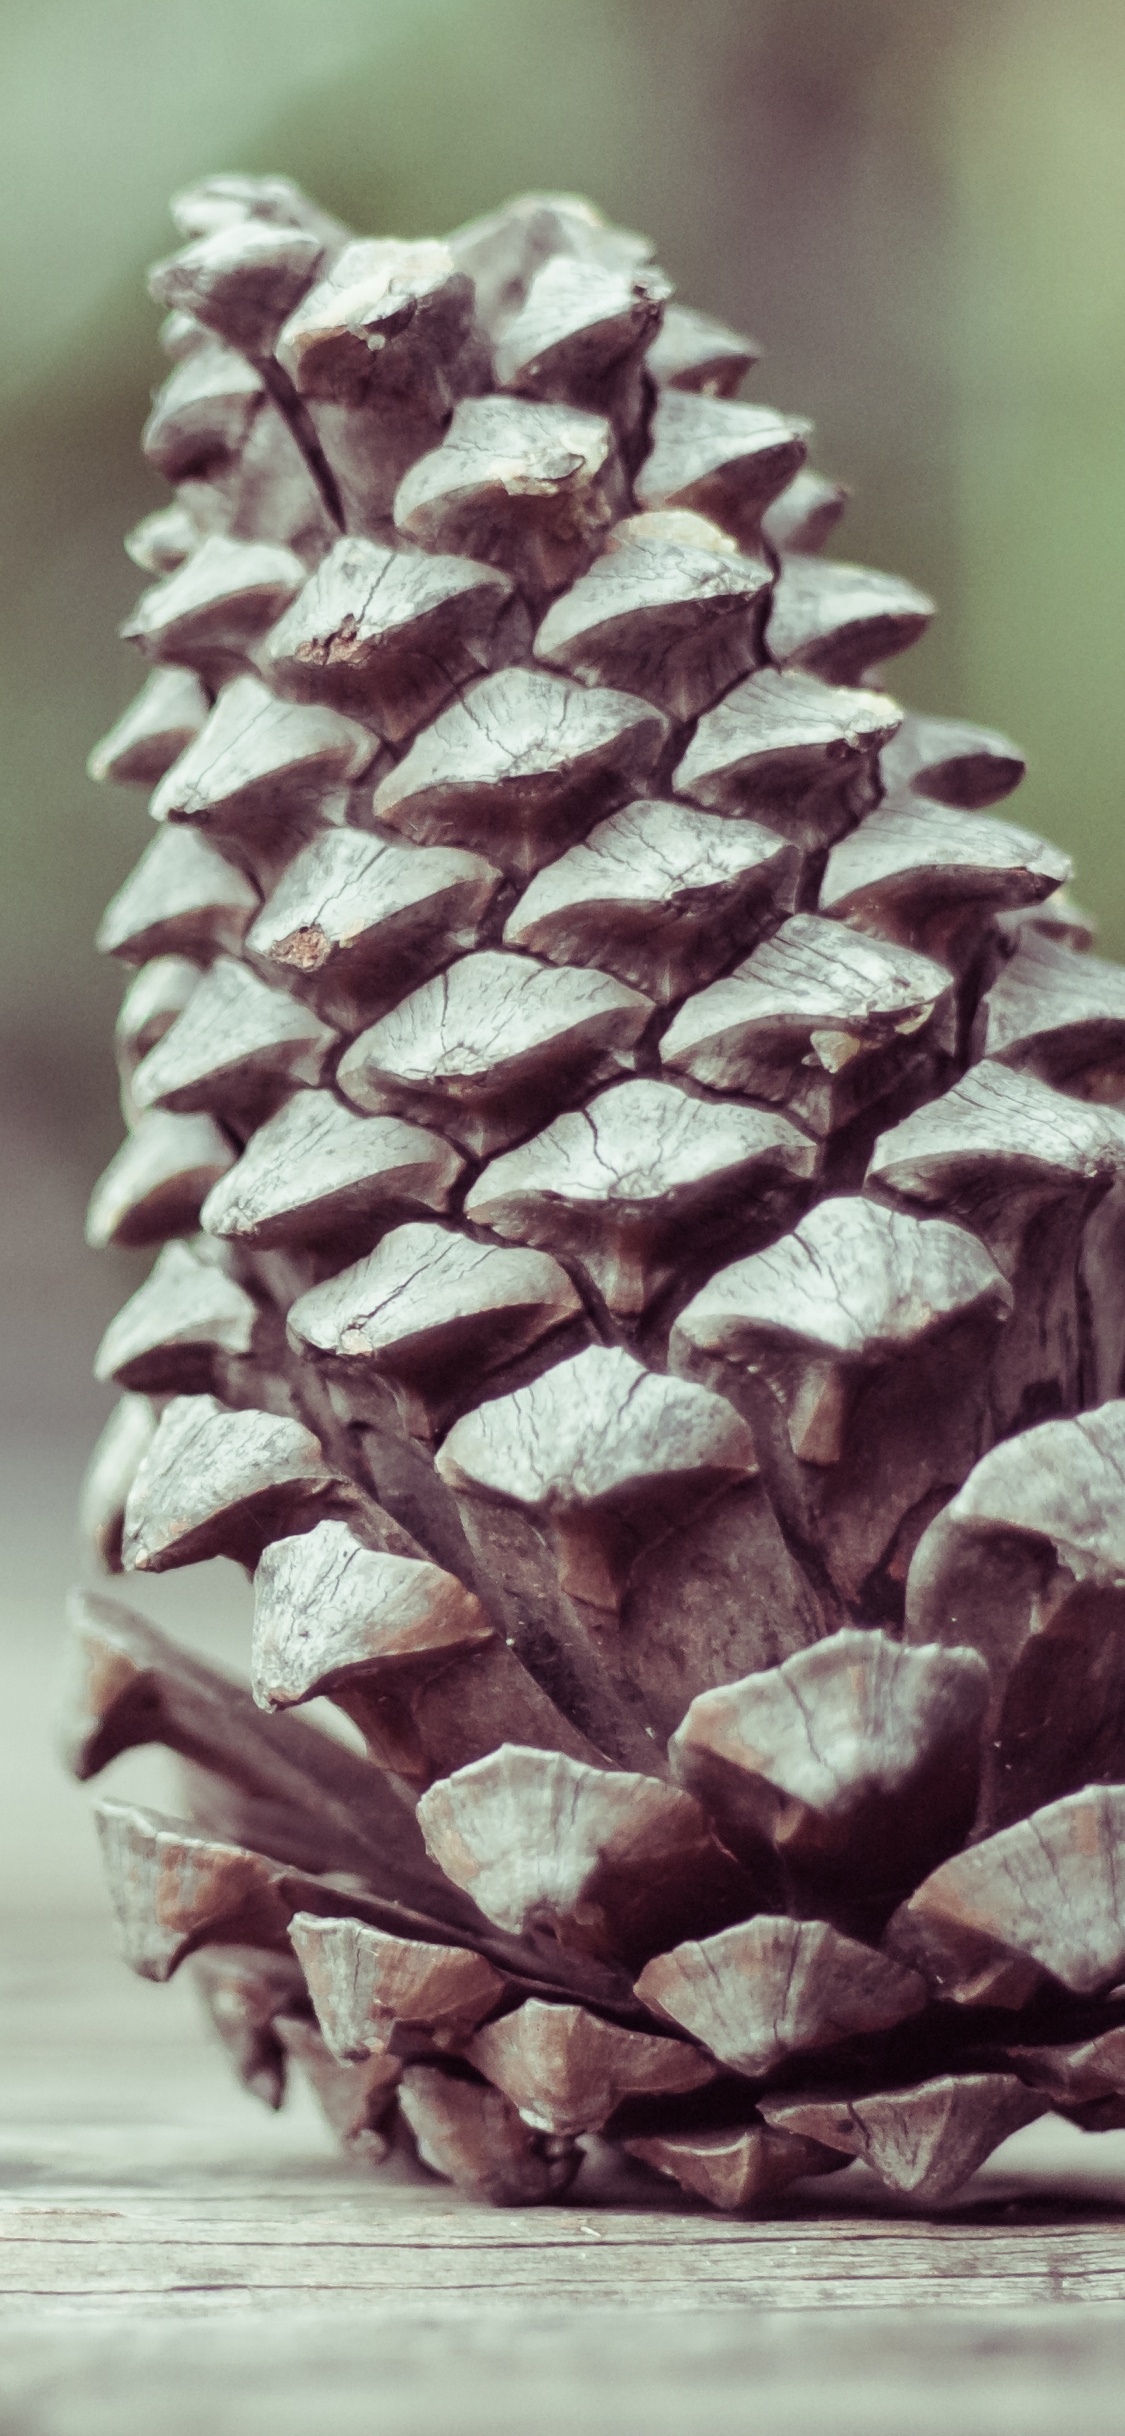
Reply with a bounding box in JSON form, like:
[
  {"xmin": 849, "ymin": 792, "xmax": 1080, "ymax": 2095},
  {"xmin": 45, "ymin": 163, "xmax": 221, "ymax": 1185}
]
[{"xmin": 4, "ymin": 1911, "xmax": 1125, "ymax": 2432}]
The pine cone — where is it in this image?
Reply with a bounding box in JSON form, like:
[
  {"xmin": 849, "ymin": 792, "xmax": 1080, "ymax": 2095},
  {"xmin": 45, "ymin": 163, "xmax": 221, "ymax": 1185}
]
[{"xmin": 70, "ymin": 171, "xmax": 1125, "ymax": 2214}]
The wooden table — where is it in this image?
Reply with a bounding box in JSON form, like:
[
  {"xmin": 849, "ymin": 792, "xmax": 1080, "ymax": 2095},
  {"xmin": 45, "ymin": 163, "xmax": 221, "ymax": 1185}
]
[{"xmin": 4, "ymin": 1915, "xmax": 1125, "ymax": 2434}]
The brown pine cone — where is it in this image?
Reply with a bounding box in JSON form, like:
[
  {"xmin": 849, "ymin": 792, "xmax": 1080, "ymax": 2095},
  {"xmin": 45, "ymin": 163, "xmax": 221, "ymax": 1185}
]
[{"xmin": 70, "ymin": 171, "xmax": 1125, "ymax": 2214}]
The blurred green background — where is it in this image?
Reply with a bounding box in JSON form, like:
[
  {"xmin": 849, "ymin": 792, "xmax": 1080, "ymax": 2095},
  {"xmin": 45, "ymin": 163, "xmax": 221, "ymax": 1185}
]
[{"xmin": 4, "ymin": 0, "xmax": 1125, "ymax": 1433}]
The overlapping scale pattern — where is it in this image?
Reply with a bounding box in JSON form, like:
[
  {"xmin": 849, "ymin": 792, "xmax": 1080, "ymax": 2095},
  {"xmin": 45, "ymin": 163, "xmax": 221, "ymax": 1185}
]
[{"xmin": 74, "ymin": 173, "xmax": 1125, "ymax": 2216}]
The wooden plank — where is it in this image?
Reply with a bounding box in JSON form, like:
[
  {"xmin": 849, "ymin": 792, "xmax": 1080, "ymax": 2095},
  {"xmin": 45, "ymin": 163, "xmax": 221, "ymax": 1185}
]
[
  {"xmin": 6, "ymin": 1903, "xmax": 1125, "ymax": 2436},
  {"xmin": 4, "ymin": 2311, "xmax": 1125, "ymax": 2436},
  {"xmin": 2, "ymin": 1923, "xmax": 1125, "ymax": 2405},
  {"xmin": 4, "ymin": 2238, "xmax": 1125, "ymax": 2304}
]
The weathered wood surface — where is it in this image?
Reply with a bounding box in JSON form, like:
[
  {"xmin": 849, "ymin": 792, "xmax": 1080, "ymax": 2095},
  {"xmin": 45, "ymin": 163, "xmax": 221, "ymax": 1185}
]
[{"xmin": 6, "ymin": 1919, "xmax": 1125, "ymax": 2436}]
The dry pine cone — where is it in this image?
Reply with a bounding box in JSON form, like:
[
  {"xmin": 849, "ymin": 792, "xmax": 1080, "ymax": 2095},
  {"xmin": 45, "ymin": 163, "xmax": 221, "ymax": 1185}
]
[{"xmin": 70, "ymin": 170, "xmax": 1125, "ymax": 2214}]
